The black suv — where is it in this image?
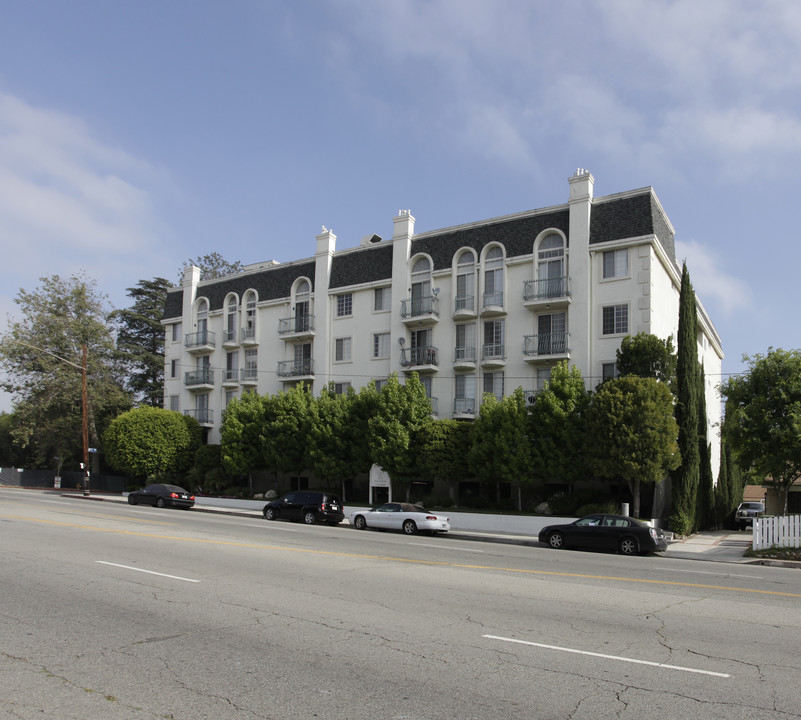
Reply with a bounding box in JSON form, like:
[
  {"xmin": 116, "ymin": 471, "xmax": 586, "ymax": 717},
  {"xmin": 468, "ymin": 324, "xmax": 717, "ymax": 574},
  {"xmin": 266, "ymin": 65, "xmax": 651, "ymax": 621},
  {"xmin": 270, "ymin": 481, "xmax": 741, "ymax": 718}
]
[{"xmin": 262, "ymin": 491, "xmax": 344, "ymax": 525}]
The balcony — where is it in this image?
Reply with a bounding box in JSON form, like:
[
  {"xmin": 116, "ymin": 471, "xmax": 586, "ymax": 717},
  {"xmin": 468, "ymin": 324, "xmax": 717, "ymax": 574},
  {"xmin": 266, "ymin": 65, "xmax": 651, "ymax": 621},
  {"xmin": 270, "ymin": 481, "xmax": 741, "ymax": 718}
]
[
  {"xmin": 185, "ymin": 331, "xmax": 216, "ymax": 354},
  {"xmin": 241, "ymin": 326, "xmax": 258, "ymax": 346},
  {"xmin": 277, "ymin": 358, "xmax": 314, "ymax": 380},
  {"xmin": 453, "ymin": 345, "xmax": 476, "ymax": 370},
  {"xmin": 523, "ymin": 276, "xmax": 571, "ymax": 310},
  {"xmin": 523, "ymin": 332, "xmax": 571, "ymax": 362},
  {"xmin": 222, "ymin": 329, "xmax": 239, "ymax": 348},
  {"xmin": 400, "ymin": 346, "xmax": 439, "ymax": 372},
  {"xmin": 453, "ymin": 397, "xmax": 477, "ymax": 417},
  {"xmin": 222, "ymin": 368, "xmax": 239, "ymax": 387},
  {"xmin": 401, "ymin": 296, "xmax": 440, "ymax": 326},
  {"xmin": 184, "ymin": 368, "xmax": 214, "ymax": 389},
  {"xmin": 184, "ymin": 408, "xmax": 214, "ymax": 426},
  {"xmin": 278, "ymin": 314, "xmax": 315, "ymax": 340},
  {"xmin": 481, "ymin": 343, "xmax": 506, "ymax": 368},
  {"xmin": 240, "ymin": 367, "xmax": 258, "ymax": 386},
  {"xmin": 480, "ymin": 291, "xmax": 505, "ymax": 317},
  {"xmin": 452, "ymin": 295, "xmax": 476, "ymax": 320}
]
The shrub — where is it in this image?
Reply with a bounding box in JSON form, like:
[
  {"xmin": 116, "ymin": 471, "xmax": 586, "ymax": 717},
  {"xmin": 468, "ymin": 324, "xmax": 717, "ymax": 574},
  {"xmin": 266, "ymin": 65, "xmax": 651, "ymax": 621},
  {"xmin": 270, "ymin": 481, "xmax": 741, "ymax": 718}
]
[
  {"xmin": 669, "ymin": 510, "xmax": 693, "ymax": 537},
  {"xmin": 575, "ymin": 501, "xmax": 618, "ymax": 516}
]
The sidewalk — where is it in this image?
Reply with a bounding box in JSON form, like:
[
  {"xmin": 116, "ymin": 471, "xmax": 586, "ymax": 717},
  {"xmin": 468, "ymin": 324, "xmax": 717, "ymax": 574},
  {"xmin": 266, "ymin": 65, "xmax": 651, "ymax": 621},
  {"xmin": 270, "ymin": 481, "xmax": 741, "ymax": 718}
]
[{"xmin": 55, "ymin": 491, "xmax": 789, "ymax": 565}]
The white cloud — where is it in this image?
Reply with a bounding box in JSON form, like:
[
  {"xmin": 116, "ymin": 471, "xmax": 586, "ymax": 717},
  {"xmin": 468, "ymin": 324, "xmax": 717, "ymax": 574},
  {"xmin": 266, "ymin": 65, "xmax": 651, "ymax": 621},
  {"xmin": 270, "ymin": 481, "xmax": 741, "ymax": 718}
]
[{"xmin": 675, "ymin": 238, "xmax": 750, "ymax": 317}]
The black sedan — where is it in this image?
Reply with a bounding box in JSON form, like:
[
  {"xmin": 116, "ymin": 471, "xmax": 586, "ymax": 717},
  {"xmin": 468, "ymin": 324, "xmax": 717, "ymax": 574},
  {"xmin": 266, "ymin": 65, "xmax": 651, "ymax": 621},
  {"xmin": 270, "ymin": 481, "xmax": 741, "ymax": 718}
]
[
  {"xmin": 127, "ymin": 484, "xmax": 195, "ymax": 509},
  {"xmin": 538, "ymin": 513, "xmax": 668, "ymax": 555}
]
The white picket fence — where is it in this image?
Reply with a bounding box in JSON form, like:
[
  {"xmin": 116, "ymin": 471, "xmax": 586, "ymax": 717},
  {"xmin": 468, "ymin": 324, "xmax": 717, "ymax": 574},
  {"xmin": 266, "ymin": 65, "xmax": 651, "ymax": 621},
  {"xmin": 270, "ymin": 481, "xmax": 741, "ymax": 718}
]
[{"xmin": 753, "ymin": 515, "xmax": 801, "ymax": 550}]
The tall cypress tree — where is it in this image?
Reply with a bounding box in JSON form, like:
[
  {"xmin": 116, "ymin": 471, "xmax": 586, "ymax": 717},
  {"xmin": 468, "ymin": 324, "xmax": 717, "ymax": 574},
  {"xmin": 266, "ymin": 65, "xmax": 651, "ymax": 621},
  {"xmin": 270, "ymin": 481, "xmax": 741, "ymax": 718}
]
[
  {"xmin": 671, "ymin": 262, "xmax": 700, "ymax": 534},
  {"xmin": 715, "ymin": 440, "xmax": 731, "ymax": 528},
  {"xmin": 697, "ymin": 362, "xmax": 714, "ymax": 530}
]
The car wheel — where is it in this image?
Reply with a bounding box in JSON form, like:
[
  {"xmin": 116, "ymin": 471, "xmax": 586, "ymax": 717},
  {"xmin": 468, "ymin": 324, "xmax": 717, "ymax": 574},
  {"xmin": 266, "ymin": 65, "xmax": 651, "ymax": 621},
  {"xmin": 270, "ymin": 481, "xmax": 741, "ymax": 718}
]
[
  {"xmin": 353, "ymin": 515, "xmax": 367, "ymax": 530},
  {"xmin": 303, "ymin": 511, "xmax": 317, "ymax": 525},
  {"xmin": 127, "ymin": 495, "xmax": 137, "ymax": 505},
  {"xmin": 402, "ymin": 519, "xmax": 417, "ymax": 535},
  {"xmin": 263, "ymin": 507, "xmax": 276, "ymax": 521},
  {"xmin": 548, "ymin": 531, "xmax": 565, "ymax": 549},
  {"xmin": 619, "ymin": 537, "xmax": 639, "ymax": 555},
  {"xmin": 156, "ymin": 497, "xmax": 165, "ymax": 508}
]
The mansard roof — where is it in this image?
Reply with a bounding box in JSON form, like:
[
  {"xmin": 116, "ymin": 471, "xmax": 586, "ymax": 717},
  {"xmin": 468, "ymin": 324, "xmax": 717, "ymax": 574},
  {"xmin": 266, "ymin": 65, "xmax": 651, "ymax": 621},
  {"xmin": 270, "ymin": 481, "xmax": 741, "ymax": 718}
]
[
  {"xmin": 162, "ymin": 260, "xmax": 316, "ymax": 320},
  {"xmin": 329, "ymin": 243, "xmax": 393, "ymax": 289}
]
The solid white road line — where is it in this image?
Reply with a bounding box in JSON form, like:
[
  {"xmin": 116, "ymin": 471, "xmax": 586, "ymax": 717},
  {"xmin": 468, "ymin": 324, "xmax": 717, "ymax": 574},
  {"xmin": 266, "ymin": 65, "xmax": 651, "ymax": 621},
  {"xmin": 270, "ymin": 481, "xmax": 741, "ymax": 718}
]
[
  {"xmin": 482, "ymin": 634, "xmax": 731, "ymax": 678},
  {"xmin": 96, "ymin": 561, "xmax": 200, "ymax": 583}
]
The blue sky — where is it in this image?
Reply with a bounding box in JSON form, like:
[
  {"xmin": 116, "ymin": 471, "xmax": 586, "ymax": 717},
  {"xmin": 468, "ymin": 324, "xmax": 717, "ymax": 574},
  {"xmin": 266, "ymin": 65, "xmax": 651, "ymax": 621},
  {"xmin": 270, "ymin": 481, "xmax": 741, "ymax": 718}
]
[{"xmin": 1, "ymin": 0, "xmax": 799, "ymax": 412}]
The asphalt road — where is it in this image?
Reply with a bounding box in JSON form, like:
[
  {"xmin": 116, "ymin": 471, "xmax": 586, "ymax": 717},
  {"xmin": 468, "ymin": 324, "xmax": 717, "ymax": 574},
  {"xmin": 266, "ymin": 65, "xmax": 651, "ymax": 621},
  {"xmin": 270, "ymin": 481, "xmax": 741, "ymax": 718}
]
[{"xmin": 2, "ymin": 488, "xmax": 800, "ymax": 720}]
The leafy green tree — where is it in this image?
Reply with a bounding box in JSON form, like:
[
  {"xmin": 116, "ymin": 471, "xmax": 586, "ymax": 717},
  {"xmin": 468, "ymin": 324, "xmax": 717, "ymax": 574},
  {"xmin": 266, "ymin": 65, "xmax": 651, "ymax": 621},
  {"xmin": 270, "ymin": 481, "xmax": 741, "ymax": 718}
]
[
  {"xmin": 221, "ymin": 392, "xmax": 268, "ymax": 483},
  {"xmin": 307, "ymin": 384, "xmax": 371, "ymax": 497},
  {"xmin": 468, "ymin": 388, "xmax": 533, "ymax": 511},
  {"xmin": 616, "ymin": 332, "xmax": 677, "ymax": 389},
  {"xmin": 104, "ymin": 407, "xmax": 200, "ymax": 481},
  {"xmin": 720, "ymin": 348, "xmax": 801, "ymax": 514},
  {"xmin": 0, "ymin": 273, "xmax": 131, "ymax": 469},
  {"xmin": 585, "ymin": 376, "xmax": 680, "ymax": 518},
  {"xmin": 180, "ymin": 252, "xmax": 243, "ymax": 281},
  {"xmin": 528, "ymin": 361, "xmax": 590, "ymax": 486},
  {"xmin": 0, "ymin": 412, "xmax": 34, "ymax": 468},
  {"xmin": 111, "ymin": 277, "xmax": 171, "ymax": 407},
  {"xmin": 367, "ymin": 373, "xmax": 432, "ymax": 498},
  {"xmin": 262, "ymin": 384, "xmax": 314, "ymax": 479},
  {"xmin": 713, "ymin": 439, "xmax": 732, "ymax": 528},
  {"xmin": 417, "ymin": 419, "xmax": 471, "ymax": 505},
  {"xmin": 671, "ymin": 262, "xmax": 701, "ymax": 534}
]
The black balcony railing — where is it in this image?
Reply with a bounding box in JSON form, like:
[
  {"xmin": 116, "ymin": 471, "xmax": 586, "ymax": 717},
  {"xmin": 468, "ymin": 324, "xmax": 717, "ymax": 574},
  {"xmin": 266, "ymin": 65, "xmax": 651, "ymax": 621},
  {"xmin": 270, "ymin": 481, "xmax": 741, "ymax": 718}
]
[
  {"xmin": 523, "ymin": 331, "xmax": 570, "ymax": 356},
  {"xmin": 278, "ymin": 314, "xmax": 314, "ymax": 334},
  {"xmin": 184, "ymin": 368, "xmax": 214, "ymax": 386},
  {"xmin": 482, "ymin": 290, "xmax": 504, "ymax": 308},
  {"xmin": 241, "ymin": 326, "xmax": 257, "ymax": 343},
  {"xmin": 481, "ymin": 343, "xmax": 505, "ymax": 361},
  {"xmin": 401, "ymin": 296, "xmax": 439, "ymax": 318},
  {"xmin": 240, "ymin": 367, "xmax": 258, "ymax": 383},
  {"xmin": 184, "ymin": 408, "xmax": 214, "ymax": 424},
  {"xmin": 454, "ymin": 397, "xmax": 476, "ymax": 415},
  {"xmin": 401, "ymin": 346, "xmax": 439, "ymax": 367},
  {"xmin": 185, "ymin": 331, "xmax": 215, "ymax": 349},
  {"xmin": 454, "ymin": 346, "xmax": 476, "ymax": 362},
  {"xmin": 523, "ymin": 276, "xmax": 569, "ymax": 301},
  {"xmin": 277, "ymin": 358, "xmax": 314, "ymax": 377},
  {"xmin": 454, "ymin": 295, "xmax": 475, "ymax": 312}
]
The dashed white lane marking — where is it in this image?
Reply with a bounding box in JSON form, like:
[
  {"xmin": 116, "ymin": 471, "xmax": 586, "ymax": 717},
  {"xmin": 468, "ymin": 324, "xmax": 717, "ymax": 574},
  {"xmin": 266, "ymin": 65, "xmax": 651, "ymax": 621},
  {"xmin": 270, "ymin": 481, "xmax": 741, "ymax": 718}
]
[
  {"xmin": 96, "ymin": 561, "xmax": 200, "ymax": 583},
  {"xmin": 483, "ymin": 634, "xmax": 731, "ymax": 678}
]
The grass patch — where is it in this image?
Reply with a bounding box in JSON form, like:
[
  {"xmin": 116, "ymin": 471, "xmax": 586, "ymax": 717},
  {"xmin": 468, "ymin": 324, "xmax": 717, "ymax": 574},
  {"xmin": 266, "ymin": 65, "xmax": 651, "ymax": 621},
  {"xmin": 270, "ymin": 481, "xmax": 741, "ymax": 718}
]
[{"xmin": 744, "ymin": 546, "xmax": 801, "ymax": 562}]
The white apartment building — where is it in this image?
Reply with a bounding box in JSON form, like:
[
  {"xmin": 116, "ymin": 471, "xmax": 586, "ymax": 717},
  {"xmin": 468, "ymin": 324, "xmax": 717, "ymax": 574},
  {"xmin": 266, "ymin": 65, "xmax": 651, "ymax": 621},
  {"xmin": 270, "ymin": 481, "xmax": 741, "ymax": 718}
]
[{"xmin": 162, "ymin": 170, "xmax": 723, "ymax": 472}]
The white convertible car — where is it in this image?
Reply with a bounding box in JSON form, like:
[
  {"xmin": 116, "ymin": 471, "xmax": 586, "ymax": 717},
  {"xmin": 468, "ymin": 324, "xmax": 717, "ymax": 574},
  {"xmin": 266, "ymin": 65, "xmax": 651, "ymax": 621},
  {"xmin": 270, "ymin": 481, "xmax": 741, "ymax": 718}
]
[{"xmin": 351, "ymin": 503, "xmax": 450, "ymax": 535}]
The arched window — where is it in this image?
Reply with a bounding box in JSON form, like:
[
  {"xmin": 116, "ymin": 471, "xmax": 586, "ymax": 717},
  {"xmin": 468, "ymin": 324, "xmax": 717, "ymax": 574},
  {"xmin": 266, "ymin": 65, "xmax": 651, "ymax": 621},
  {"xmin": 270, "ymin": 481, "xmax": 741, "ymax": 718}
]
[
  {"xmin": 294, "ymin": 280, "xmax": 311, "ymax": 332},
  {"xmin": 410, "ymin": 257, "xmax": 432, "ymax": 315},
  {"xmin": 226, "ymin": 296, "xmax": 238, "ymax": 343},
  {"xmin": 243, "ymin": 291, "xmax": 257, "ymax": 342},
  {"xmin": 484, "ymin": 247, "xmax": 504, "ymax": 307},
  {"xmin": 537, "ymin": 234, "xmax": 565, "ymax": 298},
  {"xmin": 196, "ymin": 299, "xmax": 209, "ymax": 343},
  {"xmin": 456, "ymin": 251, "xmax": 476, "ymax": 312}
]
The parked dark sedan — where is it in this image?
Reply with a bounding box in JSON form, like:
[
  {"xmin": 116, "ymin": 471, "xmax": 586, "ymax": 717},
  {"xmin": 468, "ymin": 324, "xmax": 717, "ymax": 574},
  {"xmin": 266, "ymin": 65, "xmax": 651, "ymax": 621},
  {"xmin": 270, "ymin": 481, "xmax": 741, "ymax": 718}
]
[
  {"xmin": 538, "ymin": 513, "xmax": 668, "ymax": 555},
  {"xmin": 127, "ymin": 484, "xmax": 195, "ymax": 509}
]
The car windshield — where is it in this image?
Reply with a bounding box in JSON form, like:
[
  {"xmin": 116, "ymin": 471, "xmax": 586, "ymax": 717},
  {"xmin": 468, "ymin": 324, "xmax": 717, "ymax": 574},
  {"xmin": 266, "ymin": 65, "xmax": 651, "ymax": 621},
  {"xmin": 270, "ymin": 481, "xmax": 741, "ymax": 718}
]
[{"xmin": 741, "ymin": 502, "xmax": 764, "ymax": 510}]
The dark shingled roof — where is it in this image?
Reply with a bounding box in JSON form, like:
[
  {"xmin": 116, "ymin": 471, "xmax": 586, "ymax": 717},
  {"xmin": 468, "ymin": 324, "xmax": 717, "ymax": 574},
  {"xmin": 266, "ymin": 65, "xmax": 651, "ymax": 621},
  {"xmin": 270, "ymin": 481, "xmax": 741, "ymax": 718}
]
[
  {"xmin": 161, "ymin": 189, "xmax": 676, "ymax": 320},
  {"xmin": 590, "ymin": 192, "xmax": 676, "ymax": 263},
  {"xmin": 330, "ymin": 243, "xmax": 394, "ymax": 289},
  {"xmin": 411, "ymin": 209, "xmax": 570, "ymax": 270},
  {"xmin": 162, "ymin": 261, "xmax": 317, "ymax": 318}
]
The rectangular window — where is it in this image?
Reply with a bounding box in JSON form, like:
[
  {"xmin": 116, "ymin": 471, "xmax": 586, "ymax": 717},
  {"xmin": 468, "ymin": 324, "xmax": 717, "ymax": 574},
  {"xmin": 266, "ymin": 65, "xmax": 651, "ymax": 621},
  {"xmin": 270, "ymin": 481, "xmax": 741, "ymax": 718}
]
[
  {"xmin": 225, "ymin": 390, "xmax": 236, "ymax": 407},
  {"xmin": 335, "ymin": 337, "xmax": 352, "ymax": 362},
  {"xmin": 170, "ymin": 359, "xmax": 178, "ymax": 378},
  {"xmin": 455, "ymin": 373, "xmax": 476, "ymax": 414},
  {"xmin": 602, "ymin": 304, "xmax": 628, "ymax": 335},
  {"xmin": 374, "ymin": 287, "xmax": 391, "ymax": 311},
  {"xmin": 602, "ymin": 362, "xmax": 619, "ymax": 382},
  {"xmin": 536, "ymin": 368, "xmax": 551, "ymax": 391},
  {"xmin": 337, "ymin": 293, "xmax": 353, "ymax": 317},
  {"xmin": 373, "ymin": 378, "xmax": 387, "ymax": 392},
  {"xmin": 169, "ymin": 395, "xmax": 179, "ymax": 412},
  {"xmin": 603, "ymin": 249, "xmax": 628, "ymax": 279},
  {"xmin": 171, "ymin": 322, "xmax": 182, "ymax": 342},
  {"xmin": 373, "ymin": 332, "xmax": 390, "ymax": 358},
  {"xmin": 334, "ymin": 381, "xmax": 352, "ymax": 395},
  {"xmin": 483, "ymin": 371, "xmax": 504, "ymax": 400}
]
